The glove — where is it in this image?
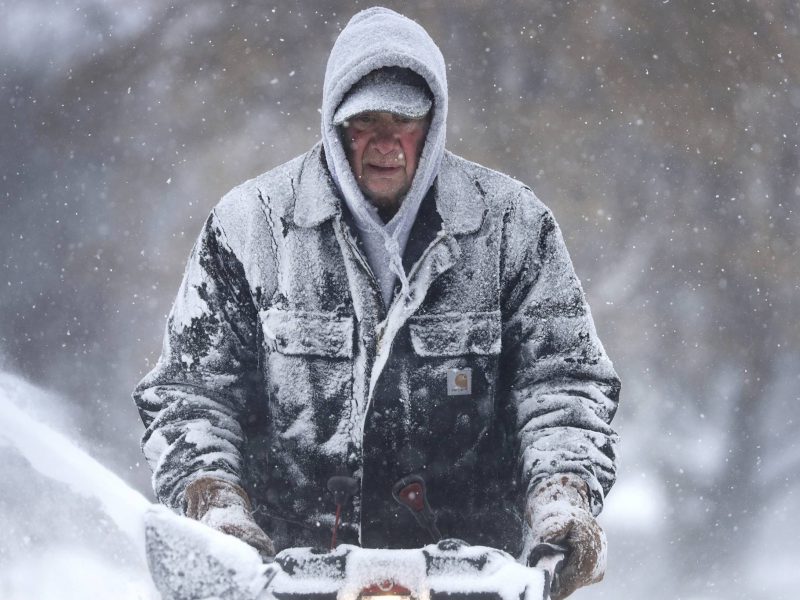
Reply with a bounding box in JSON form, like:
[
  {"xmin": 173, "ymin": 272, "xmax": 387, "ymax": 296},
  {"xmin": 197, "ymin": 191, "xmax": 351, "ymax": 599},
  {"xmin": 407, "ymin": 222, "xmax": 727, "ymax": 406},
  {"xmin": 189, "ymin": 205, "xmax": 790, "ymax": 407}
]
[
  {"xmin": 184, "ymin": 477, "xmax": 275, "ymax": 561},
  {"xmin": 525, "ymin": 474, "xmax": 607, "ymax": 600}
]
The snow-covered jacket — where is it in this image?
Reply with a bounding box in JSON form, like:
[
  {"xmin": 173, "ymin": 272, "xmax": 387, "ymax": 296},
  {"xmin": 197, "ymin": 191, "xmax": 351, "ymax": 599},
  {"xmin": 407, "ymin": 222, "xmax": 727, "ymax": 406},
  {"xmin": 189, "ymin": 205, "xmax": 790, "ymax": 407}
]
[{"xmin": 133, "ymin": 144, "xmax": 620, "ymax": 554}]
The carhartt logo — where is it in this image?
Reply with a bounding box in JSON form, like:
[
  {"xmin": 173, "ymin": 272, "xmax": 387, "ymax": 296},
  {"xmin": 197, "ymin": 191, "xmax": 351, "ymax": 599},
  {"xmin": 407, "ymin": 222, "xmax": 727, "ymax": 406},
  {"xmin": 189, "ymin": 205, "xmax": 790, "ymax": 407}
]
[{"xmin": 447, "ymin": 368, "xmax": 472, "ymax": 396}]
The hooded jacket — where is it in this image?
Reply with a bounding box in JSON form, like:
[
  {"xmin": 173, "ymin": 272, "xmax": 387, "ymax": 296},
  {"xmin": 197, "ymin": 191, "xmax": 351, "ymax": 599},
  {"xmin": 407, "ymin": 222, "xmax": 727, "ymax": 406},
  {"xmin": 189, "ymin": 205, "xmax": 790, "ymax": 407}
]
[
  {"xmin": 322, "ymin": 7, "xmax": 448, "ymax": 307},
  {"xmin": 134, "ymin": 8, "xmax": 620, "ymax": 556}
]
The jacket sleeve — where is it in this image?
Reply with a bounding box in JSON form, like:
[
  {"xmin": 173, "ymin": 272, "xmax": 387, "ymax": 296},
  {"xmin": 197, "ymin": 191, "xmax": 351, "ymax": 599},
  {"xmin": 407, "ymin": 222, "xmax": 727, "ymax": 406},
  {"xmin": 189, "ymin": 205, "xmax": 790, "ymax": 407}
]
[
  {"xmin": 133, "ymin": 208, "xmax": 260, "ymax": 510},
  {"xmin": 500, "ymin": 189, "xmax": 620, "ymax": 516}
]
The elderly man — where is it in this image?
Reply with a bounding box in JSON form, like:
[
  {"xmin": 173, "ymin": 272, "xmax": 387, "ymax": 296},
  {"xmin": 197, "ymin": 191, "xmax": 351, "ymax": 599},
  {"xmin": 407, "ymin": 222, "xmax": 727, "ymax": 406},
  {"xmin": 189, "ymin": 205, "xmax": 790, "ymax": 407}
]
[{"xmin": 134, "ymin": 7, "xmax": 620, "ymax": 599}]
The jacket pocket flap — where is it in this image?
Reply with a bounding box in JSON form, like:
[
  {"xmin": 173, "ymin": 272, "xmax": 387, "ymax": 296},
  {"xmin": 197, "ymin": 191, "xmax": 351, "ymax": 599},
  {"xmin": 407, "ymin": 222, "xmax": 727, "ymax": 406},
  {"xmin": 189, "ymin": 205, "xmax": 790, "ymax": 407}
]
[
  {"xmin": 408, "ymin": 311, "xmax": 501, "ymax": 356},
  {"xmin": 261, "ymin": 309, "xmax": 353, "ymax": 358}
]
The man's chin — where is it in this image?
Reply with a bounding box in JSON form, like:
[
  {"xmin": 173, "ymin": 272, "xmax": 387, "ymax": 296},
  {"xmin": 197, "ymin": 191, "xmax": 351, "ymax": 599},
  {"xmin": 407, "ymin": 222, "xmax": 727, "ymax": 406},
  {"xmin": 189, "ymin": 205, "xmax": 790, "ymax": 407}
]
[{"xmin": 360, "ymin": 183, "xmax": 409, "ymax": 209}]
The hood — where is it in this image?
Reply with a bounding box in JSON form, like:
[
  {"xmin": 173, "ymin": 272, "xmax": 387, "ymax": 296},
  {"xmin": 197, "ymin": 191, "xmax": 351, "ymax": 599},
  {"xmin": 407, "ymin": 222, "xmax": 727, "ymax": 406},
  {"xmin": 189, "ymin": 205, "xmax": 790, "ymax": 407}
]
[{"xmin": 321, "ymin": 7, "xmax": 448, "ymax": 306}]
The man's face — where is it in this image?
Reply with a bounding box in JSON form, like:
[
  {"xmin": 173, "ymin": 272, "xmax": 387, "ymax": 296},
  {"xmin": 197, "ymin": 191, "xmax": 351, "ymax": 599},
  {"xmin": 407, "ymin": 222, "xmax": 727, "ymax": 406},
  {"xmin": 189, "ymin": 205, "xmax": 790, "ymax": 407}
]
[{"xmin": 343, "ymin": 111, "xmax": 430, "ymax": 213}]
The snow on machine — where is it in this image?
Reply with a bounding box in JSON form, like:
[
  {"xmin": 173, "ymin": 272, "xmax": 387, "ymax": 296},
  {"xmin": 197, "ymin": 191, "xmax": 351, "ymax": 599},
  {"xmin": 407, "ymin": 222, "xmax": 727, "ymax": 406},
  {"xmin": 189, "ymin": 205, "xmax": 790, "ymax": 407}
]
[{"xmin": 145, "ymin": 476, "xmax": 564, "ymax": 600}]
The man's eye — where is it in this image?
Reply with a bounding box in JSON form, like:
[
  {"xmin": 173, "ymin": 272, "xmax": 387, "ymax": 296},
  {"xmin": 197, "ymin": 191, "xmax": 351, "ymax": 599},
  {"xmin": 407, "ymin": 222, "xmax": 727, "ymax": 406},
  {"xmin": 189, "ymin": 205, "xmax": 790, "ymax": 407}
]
[{"xmin": 394, "ymin": 115, "xmax": 427, "ymax": 131}]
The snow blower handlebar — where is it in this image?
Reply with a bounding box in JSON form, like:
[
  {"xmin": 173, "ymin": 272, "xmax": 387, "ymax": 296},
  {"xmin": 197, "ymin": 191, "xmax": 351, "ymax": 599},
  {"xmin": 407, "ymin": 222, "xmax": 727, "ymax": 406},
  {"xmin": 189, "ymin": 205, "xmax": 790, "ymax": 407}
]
[
  {"xmin": 266, "ymin": 541, "xmax": 557, "ymax": 600},
  {"xmin": 145, "ymin": 505, "xmax": 565, "ymax": 600},
  {"xmin": 528, "ymin": 542, "xmax": 567, "ymax": 599}
]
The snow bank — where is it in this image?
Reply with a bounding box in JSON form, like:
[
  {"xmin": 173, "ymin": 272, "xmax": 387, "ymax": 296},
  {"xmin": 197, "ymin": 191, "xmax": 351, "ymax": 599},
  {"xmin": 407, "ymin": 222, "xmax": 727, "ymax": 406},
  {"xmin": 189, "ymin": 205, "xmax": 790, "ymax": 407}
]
[{"xmin": 0, "ymin": 372, "xmax": 157, "ymax": 599}]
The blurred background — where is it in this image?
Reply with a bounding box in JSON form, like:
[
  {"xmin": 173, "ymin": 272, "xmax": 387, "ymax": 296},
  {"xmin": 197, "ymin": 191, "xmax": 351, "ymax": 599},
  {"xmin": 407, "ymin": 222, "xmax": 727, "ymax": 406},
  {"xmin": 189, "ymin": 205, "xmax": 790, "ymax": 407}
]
[{"xmin": 1, "ymin": 1, "xmax": 798, "ymax": 598}]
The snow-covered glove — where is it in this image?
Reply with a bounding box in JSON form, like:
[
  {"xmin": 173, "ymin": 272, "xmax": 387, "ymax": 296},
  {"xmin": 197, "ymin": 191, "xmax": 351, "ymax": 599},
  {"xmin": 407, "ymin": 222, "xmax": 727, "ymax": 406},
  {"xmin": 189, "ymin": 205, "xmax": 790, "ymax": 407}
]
[
  {"xmin": 525, "ymin": 474, "xmax": 606, "ymax": 600},
  {"xmin": 184, "ymin": 477, "xmax": 275, "ymax": 561}
]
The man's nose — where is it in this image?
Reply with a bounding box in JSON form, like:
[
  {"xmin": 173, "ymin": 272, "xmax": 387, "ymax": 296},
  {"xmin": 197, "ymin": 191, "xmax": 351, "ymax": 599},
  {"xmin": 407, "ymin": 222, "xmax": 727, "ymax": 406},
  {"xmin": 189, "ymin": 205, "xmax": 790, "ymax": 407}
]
[{"xmin": 372, "ymin": 127, "xmax": 400, "ymax": 154}]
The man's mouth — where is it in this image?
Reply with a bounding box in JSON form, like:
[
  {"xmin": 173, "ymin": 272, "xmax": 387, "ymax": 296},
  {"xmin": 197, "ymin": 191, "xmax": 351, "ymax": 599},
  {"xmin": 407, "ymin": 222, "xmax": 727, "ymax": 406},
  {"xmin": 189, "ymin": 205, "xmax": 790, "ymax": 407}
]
[{"xmin": 366, "ymin": 163, "xmax": 403, "ymax": 173}]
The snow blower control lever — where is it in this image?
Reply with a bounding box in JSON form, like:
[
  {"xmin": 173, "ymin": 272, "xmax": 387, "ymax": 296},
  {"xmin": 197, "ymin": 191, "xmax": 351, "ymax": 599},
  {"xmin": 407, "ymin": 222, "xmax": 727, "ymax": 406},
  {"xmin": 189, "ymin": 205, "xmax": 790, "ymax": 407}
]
[
  {"xmin": 392, "ymin": 475, "xmax": 441, "ymax": 542},
  {"xmin": 327, "ymin": 475, "xmax": 359, "ymax": 549}
]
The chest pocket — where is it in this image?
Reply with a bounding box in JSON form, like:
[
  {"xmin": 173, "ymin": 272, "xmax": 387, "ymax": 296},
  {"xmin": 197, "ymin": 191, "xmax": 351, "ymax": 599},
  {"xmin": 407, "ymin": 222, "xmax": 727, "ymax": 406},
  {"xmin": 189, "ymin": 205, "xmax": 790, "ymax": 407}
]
[
  {"xmin": 407, "ymin": 311, "xmax": 501, "ymax": 356},
  {"xmin": 259, "ymin": 308, "xmax": 354, "ymax": 448},
  {"xmin": 260, "ymin": 308, "xmax": 354, "ymax": 358},
  {"xmin": 401, "ymin": 311, "xmax": 502, "ymax": 471}
]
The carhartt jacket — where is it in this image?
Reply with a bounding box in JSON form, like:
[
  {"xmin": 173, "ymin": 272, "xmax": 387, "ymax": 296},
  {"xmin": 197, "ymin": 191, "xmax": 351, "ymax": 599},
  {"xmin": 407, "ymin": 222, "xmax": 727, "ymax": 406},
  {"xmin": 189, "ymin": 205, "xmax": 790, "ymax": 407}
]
[{"xmin": 133, "ymin": 144, "xmax": 620, "ymax": 555}]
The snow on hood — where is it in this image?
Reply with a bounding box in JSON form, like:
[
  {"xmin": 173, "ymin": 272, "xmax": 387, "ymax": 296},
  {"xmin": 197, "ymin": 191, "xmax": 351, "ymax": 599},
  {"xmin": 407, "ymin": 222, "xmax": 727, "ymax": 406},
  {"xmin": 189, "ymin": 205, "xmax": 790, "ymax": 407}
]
[{"xmin": 321, "ymin": 7, "xmax": 448, "ymax": 305}]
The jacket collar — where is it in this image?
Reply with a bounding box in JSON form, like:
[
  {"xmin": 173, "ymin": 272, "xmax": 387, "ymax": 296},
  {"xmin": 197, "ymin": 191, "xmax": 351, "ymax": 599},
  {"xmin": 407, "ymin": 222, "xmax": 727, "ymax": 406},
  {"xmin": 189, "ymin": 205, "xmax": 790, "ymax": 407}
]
[
  {"xmin": 293, "ymin": 144, "xmax": 341, "ymax": 228},
  {"xmin": 292, "ymin": 145, "xmax": 486, "ymax": 235},
  {"xmin": 435, "ymin": 151, "xmax": 486, "ymax": 235}
]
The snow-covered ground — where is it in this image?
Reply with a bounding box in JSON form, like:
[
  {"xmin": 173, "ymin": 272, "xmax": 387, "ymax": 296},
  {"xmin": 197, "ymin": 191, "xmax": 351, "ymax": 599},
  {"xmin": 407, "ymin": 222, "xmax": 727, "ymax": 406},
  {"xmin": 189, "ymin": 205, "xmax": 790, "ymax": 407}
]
[{"xmin": 0, "ymin": 373, "xmax": 157, "ymax": 599}]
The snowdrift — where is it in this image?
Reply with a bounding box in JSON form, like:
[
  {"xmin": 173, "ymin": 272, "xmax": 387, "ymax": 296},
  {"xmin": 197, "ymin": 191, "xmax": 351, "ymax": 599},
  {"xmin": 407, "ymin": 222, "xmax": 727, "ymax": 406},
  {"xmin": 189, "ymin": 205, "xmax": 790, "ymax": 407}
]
[{"xmin": 0, "ymin": 373, "xmax": 157, "ymax": 599}]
